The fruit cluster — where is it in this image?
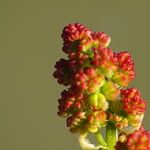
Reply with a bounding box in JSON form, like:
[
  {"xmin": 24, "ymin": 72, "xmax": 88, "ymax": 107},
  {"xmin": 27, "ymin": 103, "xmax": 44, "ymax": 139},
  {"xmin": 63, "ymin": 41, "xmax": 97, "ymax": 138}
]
[{"xmin": 53, "ymin": 23, "xmax": 150, "ymax": 150}]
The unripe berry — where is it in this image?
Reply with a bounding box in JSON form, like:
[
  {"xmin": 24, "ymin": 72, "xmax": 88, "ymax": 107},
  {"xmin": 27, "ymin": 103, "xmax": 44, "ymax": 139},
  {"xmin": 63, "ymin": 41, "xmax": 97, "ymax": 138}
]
[
  {"xmin": 102, "ymin": 82, "xmax": 120, "ymax": 101},
  {"xmin": 88, "ymin": 93, "xmax": 108, "ymax": 111}
]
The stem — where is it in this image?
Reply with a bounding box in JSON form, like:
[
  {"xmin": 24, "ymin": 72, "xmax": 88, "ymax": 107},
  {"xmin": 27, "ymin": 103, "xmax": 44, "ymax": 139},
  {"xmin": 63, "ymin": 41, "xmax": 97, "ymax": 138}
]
[
  {"xmin": 106, "ymin": 122, "xmax": 117, "ymax": 150},
  {"xmin": 78, "ymin": 132, "xmax": 108, "ymax": 150},
  {"xmin": 95, "ymin": 130, "xmax": 107, "ymax": 148}
]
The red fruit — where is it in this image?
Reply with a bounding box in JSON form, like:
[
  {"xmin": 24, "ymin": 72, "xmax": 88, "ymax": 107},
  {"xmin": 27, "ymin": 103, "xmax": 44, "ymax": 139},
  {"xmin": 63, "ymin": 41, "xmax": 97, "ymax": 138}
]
[
  {"xmin": 53, "ymin": 58, "xmax": 74, "ymax": 86},
  {"xmin": 57, "ymin": 89, "xmax": 85, "ymax": 117},
  {"xmin": 92, "ymin": 32, "xmax": 111, "ymax": 47},
  {"xmin": 61, "ymin": 23, "xmax": 92, "ymax": 53},
  {"xmin": 92, "ymin": 47, "xmax": 117, "ymax": 78},
  {"xmin": 116, "ymin": 127, "xmax": 150, "ymax": 150},
  {"xmin": 113, "ymin": 51, "xmax": 135, "ymax": 87},
  {"xmin": 121, "ymin": 88, "xmax": 146, "ymax": 115},
  {"xmin": 73, "ymin": 67, "xmax": 104, "ymax": 93},
  {"xmin": 61, "ymin": 23, "xmax": 92, "ymax": 42}
]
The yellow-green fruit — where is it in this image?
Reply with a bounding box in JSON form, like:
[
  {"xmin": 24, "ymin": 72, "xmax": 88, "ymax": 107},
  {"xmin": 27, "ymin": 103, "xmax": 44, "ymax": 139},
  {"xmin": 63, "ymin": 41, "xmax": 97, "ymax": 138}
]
[
  {"xmin": 102, "ymin": 82, "xmax": 120, "ymax": 101},
  {"xmin": 88, "ymin": 93, "xmax": 108, "ymax": 111},
  {"xmin": 87, "ymin": 125, "xmax": 98, "ymax": 133},
  {"xmin": 128, "ymin": 114, "xmax": 144, "ymax": 127}
]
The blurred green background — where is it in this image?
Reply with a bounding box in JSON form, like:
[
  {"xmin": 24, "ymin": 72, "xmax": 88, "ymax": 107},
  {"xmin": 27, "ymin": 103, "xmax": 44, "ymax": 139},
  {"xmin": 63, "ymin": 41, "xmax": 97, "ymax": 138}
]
[{"xmin": 0, "ymin": 0, "xmax": 150, "ymax": 150}]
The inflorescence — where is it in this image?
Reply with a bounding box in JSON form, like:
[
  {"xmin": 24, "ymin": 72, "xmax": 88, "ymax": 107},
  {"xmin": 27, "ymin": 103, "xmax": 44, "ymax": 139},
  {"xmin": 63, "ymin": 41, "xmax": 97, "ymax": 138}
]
[{"xmin": 53, "ymin": 23, "xmax": 150, "ymax": 150}]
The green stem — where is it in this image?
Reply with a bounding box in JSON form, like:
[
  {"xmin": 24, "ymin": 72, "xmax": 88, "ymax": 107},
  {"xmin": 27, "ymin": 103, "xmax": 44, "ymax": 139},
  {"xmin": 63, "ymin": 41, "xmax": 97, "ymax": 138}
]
[
  {"xmin": 106, "ymin": 122, "xmax": 117, "ymax": 150},
  {"xmin": 95, "ymin": 131, "xmax": 107, "ymax": 148}
]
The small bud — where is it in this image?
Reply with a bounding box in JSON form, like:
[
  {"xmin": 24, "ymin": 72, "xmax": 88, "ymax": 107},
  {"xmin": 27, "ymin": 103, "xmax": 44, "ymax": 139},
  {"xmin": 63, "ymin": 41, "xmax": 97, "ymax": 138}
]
[
  {"xmin": 118, "ymin": 134, "xmax": 127, "ymax": 143},
  {"xmin": 92, "ymin": 32, "xmax": 111, "ymax": 48}
]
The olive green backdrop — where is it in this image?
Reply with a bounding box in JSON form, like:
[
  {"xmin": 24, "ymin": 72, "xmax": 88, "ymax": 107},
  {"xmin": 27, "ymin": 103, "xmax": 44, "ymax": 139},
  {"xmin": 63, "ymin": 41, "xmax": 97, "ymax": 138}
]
[{"xmin": 0, "ymin": 0, "xmax": 150, "ymax": 150}]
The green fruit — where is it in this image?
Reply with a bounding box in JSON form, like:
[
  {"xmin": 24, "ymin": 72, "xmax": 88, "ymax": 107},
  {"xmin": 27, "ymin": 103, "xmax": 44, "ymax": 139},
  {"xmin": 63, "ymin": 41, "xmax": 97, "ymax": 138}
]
[{"xmin": 88, "ymin": 93, "xmax": 108, "ymax": 111}]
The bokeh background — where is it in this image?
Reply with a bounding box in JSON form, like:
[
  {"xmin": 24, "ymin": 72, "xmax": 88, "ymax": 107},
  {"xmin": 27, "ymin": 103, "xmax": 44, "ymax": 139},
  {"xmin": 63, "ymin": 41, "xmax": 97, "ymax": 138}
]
[{"xmin": 0, "ymin": 0, "xmax": 150, "ymax": 150}]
